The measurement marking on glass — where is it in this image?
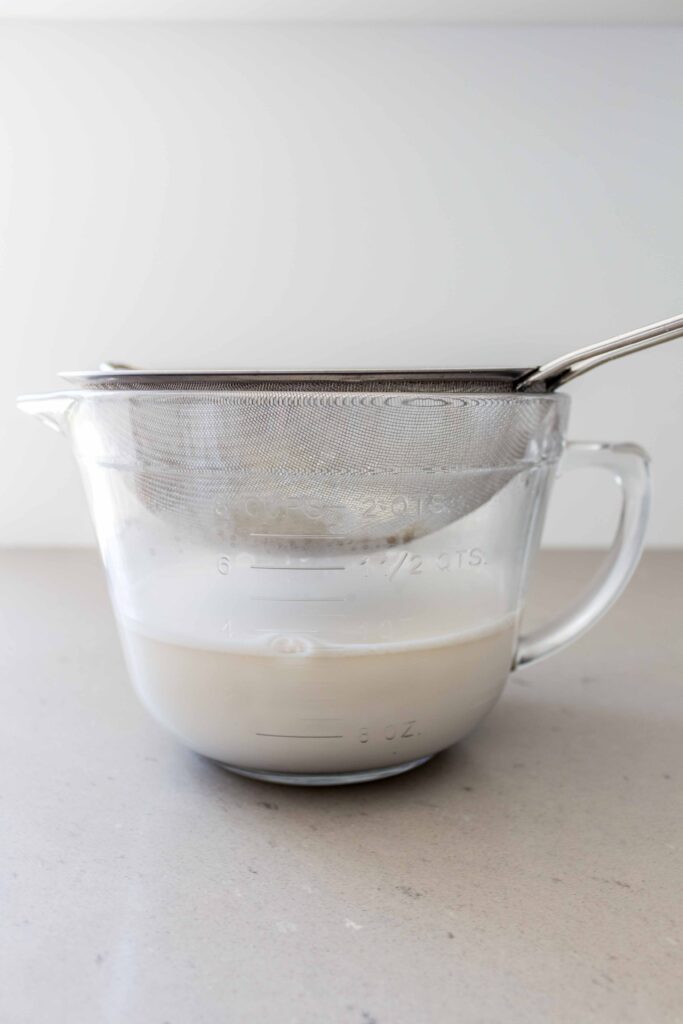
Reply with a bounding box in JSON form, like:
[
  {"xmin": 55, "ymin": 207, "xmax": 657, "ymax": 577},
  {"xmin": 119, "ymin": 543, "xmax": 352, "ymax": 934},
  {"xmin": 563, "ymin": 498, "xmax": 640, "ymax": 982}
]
[
  {"xmin": 250, "ymin": 565, "xmax": 346, "ymax": 571},
  {"xmin": 249, "ymin": 596, "xmax": 347, "ymax": 603},
  {"xmin": 252, "ymin": 627, "xmax": 322, "ymax": 634},
  {"xmin": 255, "ymin": 732, "xmax": 344, "ymax": 740},
  {"xmin": 249, "ymin": 532, "xmax": 346, "ymax": 540},
  {"xmin": 388, "ymin": 551, "xmax": 409, "ymax": 579}
]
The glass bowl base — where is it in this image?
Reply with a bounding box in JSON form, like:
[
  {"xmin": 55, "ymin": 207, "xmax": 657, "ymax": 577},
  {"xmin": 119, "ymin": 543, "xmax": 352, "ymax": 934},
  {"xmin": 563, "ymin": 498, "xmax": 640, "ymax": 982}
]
[{"xmin": 212, "ymin": 755, "xmax": 433, "ymax": 786}]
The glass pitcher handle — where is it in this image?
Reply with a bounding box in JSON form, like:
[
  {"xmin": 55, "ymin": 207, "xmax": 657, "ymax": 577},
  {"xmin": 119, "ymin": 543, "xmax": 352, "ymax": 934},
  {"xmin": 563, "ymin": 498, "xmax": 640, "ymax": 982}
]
[{"xmin": 514, "ymin": 442, "xmax": 651, "ymax": 670}]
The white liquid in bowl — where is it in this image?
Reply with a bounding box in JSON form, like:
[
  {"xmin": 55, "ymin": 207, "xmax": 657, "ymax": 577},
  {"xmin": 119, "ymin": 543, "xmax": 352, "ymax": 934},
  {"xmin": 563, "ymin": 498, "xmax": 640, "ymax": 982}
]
[{"xmin": 120, "ymin": 616, "xmax": 516, "ymax": 774}]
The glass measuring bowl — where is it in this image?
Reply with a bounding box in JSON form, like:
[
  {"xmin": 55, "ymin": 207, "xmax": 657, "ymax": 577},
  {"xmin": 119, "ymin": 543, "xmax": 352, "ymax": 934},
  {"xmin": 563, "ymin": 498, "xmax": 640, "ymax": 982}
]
[{"xmin": 19, "ymin": 389, "xmax": 650, "ymax": 785}]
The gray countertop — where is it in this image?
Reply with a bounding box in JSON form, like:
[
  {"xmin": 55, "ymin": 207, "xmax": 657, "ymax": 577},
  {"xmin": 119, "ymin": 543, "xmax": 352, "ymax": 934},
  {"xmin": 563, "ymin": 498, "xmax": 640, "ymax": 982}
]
[{"xmin": 1, "ymin": 549, "xmax": 682, "ymax": 1024}]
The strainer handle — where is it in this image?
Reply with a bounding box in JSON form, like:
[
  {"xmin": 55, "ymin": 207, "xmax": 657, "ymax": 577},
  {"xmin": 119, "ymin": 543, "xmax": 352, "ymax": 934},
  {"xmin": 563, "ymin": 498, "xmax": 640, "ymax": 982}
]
[
  {"xmin": 514, "ymin": 442, "xmax": 650, "ymax": 670},
  {"xmin": 519, "ymin": 312, "xmax": 683, "ymax": 390}
]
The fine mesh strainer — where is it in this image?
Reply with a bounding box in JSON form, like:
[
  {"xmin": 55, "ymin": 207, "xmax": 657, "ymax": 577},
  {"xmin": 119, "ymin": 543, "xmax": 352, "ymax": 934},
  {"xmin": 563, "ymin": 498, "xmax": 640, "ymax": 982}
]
[
  {"xmin": 30, "ymin": 313, "xmax": 683, "ymax": 553},
  {"xmin": 54, "ymin": 389, "xmax": 568, "ymax": 553}
]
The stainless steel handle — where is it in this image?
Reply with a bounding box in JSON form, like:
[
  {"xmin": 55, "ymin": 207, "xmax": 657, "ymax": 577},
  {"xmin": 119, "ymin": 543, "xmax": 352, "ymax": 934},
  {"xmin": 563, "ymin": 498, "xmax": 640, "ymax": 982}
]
[{"xmin": 519, "ymin": 312, "xmax": 683, "ymax": 391}]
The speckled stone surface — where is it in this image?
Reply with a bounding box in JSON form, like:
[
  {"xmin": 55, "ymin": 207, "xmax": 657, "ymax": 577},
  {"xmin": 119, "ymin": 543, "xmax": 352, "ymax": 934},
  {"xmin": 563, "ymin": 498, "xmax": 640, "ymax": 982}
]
[{"xmin": 1, "ymin": 549, "xmax": 681, "ymax": 1024}]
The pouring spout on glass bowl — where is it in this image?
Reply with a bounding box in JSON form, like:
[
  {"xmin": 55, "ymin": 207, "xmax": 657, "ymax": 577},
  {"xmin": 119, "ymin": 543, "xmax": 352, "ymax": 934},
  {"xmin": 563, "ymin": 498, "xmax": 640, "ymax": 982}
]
[{"xmin": 16, "ymin": 393, "xmax": 77, "ymax": 435}]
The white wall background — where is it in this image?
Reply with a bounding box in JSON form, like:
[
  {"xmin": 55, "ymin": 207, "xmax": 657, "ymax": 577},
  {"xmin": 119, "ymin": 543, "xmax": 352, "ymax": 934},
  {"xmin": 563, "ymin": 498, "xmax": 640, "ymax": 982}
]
[{"xmin": 1, "ymin": 23, "xmax": 682, "ymax": 547}]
